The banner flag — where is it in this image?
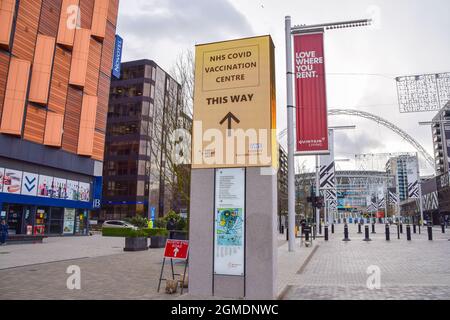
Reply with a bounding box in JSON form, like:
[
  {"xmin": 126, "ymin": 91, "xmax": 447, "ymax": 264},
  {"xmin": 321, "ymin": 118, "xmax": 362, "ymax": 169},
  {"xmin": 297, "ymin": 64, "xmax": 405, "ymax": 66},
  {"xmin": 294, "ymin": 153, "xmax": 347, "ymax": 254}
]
[
  {"xmin": 294, "ymin": 32, "xmax": 329, "ymax": 154},
  {"xmin": 406, "ymin": 156, "xmax": 420, "ymax": 199}
]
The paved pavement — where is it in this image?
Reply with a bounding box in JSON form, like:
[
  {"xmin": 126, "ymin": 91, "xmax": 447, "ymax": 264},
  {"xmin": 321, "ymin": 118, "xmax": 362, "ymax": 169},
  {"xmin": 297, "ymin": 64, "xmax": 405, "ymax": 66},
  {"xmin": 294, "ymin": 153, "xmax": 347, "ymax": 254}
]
[
  {"xmin": 0, "ymin": 234, "xmax": 125, "ymax": 270},
  {"xmin": 283, "ymin": 223, "xmax": 450, "ymax": 300},
  {"xmin": 0, "ymin": 243, "xmax": 185, "ymax": 300},
  {"xmin": 0, "ymin": 224, "xmax": 448, "ymax": 300}
]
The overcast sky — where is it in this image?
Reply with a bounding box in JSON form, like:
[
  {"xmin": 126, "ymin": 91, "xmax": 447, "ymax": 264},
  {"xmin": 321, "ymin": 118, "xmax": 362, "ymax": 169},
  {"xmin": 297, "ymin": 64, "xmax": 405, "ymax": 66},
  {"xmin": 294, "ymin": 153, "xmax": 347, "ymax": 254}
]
[{"xmin": 116, "ymin": 0, "xmax": 450, "ymax": 175}]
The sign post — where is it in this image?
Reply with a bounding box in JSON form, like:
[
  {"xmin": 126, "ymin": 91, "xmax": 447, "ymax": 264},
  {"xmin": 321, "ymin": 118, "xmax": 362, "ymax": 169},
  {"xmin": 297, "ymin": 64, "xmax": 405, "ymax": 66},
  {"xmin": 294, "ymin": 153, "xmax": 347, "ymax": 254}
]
[
  {"xmin": 157, "ymin": 240, "xmax": 189, "ymax": 295},
  {"xmin": 285, "ymin": 17, "xmax": 371, "ymax": 252},
  {"xmin": 189, "ymin": 36, "xmax": 277, "ymax": 299}
]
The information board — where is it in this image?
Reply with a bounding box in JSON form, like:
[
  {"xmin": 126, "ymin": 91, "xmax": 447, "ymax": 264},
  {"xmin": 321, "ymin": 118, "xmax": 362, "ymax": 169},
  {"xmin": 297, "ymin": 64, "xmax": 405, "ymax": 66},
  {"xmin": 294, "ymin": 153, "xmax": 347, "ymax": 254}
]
[{"xmin": 214, "ymin": 168, "xmax": 245, "ymax": 276}]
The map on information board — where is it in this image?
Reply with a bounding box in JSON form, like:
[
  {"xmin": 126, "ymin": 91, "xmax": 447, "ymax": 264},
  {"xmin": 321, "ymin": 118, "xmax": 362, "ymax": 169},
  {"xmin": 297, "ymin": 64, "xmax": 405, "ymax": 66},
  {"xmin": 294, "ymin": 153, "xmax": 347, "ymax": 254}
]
[{"xmin": 216, "ymin": 208, "xmax": 243, "ymax": 246}]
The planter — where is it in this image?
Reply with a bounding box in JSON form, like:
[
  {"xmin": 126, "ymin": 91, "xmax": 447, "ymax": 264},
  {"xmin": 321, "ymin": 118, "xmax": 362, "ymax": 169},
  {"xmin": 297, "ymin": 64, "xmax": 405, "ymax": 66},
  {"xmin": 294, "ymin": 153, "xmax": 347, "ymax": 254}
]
[
  {"xmin": 170, "ymin": 230, "xmax": 188, "ymax": 240},
  {"xmin": 150, "ymin": 236, "xmax": 167, "ymax": 248},
  {"xmin": 124, "ymin": 237, "xmax": 148, "ymax": 252}
]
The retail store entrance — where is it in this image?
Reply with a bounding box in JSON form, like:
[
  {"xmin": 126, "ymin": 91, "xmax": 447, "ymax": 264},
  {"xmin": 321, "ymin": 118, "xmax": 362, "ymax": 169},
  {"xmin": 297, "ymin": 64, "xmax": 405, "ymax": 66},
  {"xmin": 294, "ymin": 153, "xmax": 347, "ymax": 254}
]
[
  {"xmin": 1, "ymin": 203, "xmax": 87, "ymax": 236},
  {"xmin": 2, "ymin": 204, "xmax": 36, "ymax": 235}
]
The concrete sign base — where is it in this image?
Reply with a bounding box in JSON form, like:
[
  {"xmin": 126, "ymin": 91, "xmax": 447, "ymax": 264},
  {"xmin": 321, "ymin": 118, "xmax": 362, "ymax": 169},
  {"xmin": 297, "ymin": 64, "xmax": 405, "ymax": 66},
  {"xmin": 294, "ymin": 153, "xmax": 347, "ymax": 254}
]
[{"xmin": 189, "ymin": 167, "xmax": 278, "ymax": 299}]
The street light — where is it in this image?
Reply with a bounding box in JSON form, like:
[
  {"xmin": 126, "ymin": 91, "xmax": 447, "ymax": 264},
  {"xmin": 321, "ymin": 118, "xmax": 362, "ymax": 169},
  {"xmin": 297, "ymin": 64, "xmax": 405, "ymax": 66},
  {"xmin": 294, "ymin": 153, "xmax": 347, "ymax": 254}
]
[{"xmin": 285, "ymin": 16, "xmax": 370, "ymax": 251}]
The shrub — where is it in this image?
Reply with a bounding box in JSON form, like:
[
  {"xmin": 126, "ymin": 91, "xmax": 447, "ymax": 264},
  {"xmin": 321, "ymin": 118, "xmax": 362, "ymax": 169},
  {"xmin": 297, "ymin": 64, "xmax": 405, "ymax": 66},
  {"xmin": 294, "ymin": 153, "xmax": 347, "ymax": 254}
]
[
  {"xmin": 156, "ymin": 210, "xmax": 188, "ymax": 231},
  {"xmin": 124, "ymin": 215, "xmax": 149, "ymax": 229},
  {"xmin": 164, "ymin": 210, "xmax": 182, "ymax": 224},
  {"xmin": 102, "ymin": 227, "xmax": 168, "ymax": 238},
  {"xmin": 102, "ymin": 227, "xmax": 134, "ymax": 237},
  {"xmin": 142, "ymin": 228, "xmax": 169, "ymax": 237},
  {"xmin": 154, "ymin": 218, "xmax": 166, "ymax": 229},
  {"xmin": 177, "ymin": 218, "xmax": 188, "ymax": 231}
]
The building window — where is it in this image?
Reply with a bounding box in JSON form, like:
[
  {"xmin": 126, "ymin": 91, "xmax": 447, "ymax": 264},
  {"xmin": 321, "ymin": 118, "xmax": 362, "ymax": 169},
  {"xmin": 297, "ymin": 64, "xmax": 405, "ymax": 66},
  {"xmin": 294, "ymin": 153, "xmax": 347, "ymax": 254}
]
[
  {"xmin": 107, "ymin": 122, "xmax": 140, "ymax": 136},
  {"xmin": 110, "ymin": 84, "xmax": 145, "ymax": 98},
  {"xmin": 108, "ymin": 103, "xmax": 142, "ymax": 118},
  {"xmin": 121, "ymin": 66, "xmax": 145, "ymax": 80}
]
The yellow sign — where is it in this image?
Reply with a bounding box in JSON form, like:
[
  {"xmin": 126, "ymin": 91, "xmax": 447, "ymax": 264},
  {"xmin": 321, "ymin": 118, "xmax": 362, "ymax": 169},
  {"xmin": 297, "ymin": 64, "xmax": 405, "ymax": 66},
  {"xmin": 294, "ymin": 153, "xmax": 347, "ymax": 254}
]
[{"xmin": 192, "ymin": 36, "xmax": 277, "ymax": 169}]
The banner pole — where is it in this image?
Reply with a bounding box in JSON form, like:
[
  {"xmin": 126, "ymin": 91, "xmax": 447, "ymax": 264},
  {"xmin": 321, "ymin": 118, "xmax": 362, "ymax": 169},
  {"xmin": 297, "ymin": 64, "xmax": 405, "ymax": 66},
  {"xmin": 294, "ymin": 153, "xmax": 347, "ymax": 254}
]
[
  {"xmin": 285, "ymin": 16, "xmax": 296, "ymax": 252},
  {"xmin": 416, "ymin": 153, "xmax": 424, "ymax": 226},
  {"xmin": 315, "ymin": 155, "xmax": 321, "ymax": 234},
  {"xmin": 384, "ymin": 181, "xmax": 388, "ymax": 221}
]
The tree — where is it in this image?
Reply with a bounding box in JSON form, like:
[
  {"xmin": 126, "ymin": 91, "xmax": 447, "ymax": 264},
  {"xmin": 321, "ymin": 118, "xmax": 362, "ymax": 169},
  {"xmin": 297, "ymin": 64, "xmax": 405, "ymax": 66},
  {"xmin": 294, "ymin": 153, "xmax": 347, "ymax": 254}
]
[{"xmin": 147, "ymin": 50, "xmax": 194, "ymax": 220}]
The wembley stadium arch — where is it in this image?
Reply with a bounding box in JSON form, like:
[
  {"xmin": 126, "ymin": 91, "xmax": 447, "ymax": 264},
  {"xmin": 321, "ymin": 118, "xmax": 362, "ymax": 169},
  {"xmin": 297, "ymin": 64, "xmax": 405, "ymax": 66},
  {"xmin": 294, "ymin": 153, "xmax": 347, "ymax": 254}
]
[{"xmin": 278, "ymin": 109, "xmax": 434, "ymax": 169}]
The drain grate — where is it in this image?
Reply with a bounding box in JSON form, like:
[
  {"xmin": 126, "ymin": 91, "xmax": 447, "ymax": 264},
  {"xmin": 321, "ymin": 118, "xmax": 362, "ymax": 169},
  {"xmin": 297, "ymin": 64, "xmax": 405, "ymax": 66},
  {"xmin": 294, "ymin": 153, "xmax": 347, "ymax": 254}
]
[{"xmin": 0, "ymin": 252, "xmax": 10, "ymax": 255}]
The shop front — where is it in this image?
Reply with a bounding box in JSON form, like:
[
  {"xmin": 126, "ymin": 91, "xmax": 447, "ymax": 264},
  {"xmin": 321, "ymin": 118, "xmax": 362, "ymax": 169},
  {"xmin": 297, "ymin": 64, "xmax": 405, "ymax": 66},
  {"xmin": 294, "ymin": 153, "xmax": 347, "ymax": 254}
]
[
  {"xmin": 1, "ymin": 202, "xmax": 90, "ymax": 236},
  {"xmin": 0, "ymin": 166, "xmax": 94, "ymax": 236}
]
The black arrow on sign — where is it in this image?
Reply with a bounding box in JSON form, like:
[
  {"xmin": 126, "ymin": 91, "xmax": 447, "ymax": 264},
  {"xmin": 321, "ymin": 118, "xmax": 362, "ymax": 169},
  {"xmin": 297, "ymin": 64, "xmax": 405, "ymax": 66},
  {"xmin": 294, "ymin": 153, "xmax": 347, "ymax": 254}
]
[{"xmin": 220, "ymin": 112, "xmax": 240, "ymax": 136}]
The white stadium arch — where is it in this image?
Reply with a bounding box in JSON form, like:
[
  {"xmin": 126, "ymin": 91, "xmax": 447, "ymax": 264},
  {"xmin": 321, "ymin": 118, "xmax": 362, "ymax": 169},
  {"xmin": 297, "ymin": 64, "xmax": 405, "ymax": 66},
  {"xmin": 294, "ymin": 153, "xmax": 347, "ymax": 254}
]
[{"xmin": 278, "ymin": 109, "xmax": 434, "ymax": 169}]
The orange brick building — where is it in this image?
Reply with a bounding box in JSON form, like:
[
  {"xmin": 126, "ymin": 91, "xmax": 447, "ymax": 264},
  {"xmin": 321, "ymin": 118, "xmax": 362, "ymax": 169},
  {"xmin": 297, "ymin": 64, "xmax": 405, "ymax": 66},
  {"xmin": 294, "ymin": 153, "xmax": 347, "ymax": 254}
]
[{"xmin": 0, "ymin": 0, "xmax": 120, "ymax": 236}]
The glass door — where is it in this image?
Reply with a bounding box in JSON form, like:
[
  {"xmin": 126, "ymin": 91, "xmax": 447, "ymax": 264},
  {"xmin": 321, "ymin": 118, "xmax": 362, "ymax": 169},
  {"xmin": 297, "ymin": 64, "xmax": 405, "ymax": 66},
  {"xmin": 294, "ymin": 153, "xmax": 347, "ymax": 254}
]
[
  {"xmin": 7, "ymin": 205, "xmax": 24, "ymax": 235},
  {"xmin": 23, "ymin": 206, "xmax": 35, "ymax": 235}
]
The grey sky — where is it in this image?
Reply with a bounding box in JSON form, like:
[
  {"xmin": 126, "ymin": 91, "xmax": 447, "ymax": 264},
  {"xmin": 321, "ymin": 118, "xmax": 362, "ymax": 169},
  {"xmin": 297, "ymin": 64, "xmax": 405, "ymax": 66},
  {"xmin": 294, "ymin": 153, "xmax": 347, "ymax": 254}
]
[{"xmin": 116, "ymin": 0, "xmax": 450, "ymax": 175}]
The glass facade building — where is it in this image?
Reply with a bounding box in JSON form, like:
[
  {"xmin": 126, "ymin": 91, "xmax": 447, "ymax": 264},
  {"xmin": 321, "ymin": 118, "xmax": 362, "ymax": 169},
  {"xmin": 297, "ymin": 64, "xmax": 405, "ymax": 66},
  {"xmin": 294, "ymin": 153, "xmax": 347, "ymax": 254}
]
[
  {"xmin": 296, "ymin": 171, "xmax": 395, "ymax": 218},
  {"xmin": 432, "ymin": 102, "xmax": 450, "ymax": 175},
  {"xmin": 385, "ymin": 155, "xmax": 415, "ymax": 202},
  {"xmin": 101, "ymin": 60, "xmax": 185, "ymax": 221}
]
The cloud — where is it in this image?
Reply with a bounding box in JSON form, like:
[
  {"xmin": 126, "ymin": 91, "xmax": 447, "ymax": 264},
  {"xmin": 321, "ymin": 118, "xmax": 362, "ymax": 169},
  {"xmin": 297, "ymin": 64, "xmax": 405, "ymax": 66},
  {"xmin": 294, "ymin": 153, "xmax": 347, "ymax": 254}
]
[
  {"xmin": 334, "ymin": 131, "xmax": 386, "ymax": 157},
  {"xmin": 116, "ymin": 0, "xmax": 254, "ymax": 69}
]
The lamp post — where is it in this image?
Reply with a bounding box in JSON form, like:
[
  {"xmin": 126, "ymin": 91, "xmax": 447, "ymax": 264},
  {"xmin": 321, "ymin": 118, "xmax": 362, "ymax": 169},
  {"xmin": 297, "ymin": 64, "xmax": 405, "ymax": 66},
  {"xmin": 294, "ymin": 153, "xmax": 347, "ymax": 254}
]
[{"xmin": 285, "ymin": 17, "xmax": 371, "ymax": 252}]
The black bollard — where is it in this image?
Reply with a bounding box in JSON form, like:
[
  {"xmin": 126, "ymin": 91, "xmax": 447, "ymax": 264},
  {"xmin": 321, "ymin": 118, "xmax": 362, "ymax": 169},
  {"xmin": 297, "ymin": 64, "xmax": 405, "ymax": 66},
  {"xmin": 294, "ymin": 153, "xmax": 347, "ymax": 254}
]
[
  {"xmin": 313, "ymin": 225, "xmax": 316, "ymax": 240},
  {"xmin": 281, "ymin": 225, "xmax": 284, "ymax": 234},
  {"xmin": 385, "ymin": 224, "xmax": 390, "ymax": 241},
  {"xmin": 442, "ymin": 223, "xmax": 445, "ymax": 234},
  {"xmin": 305, "ymin": 229, "xmax": 310, "ymax": 242},
  {"xmin": 371, "ymin": 223, "xmax": 376, "ymax": 234},
  {"xmin": 363, "ymin": 225, "xmax": 371, "ymax": 241},
  {"xmin": 343, "ymin": 224, "xmax": 351, "ymax": 241},
  {"xmin": 418, "ymin": 224, "xmax": 421, "ymax": 234},
  {"xmin": 427, "ymin": 225, "xmax": 433, "ymax": 241},
  {"xmin": 358, "ymin": 223, "xmax": 362, "ymax": 234},
  {"xmin": 397, "ymin": 223, "xmax": 400, "ymax": 239},
  {"xmin": 319, "ymin": 223, "xmax": 322, "ymax": 235},
  {"xmin": 331, "ymin": 223, "xmax": 335, "ymax": 234},
  {"xmin": 324, "ymin": 225, "xmax": 329, "ymax": 241},
  {"xmin": 286, "ymin": 227, "xmax": 289, "ymax": 241},
  {"xmin": 406, "ymin": 225, "xmax": 411, "ymax": 241},
  {"xmin": 400, "ymin": 223, "xmax": 403, "ymax": 234},
  {"xmin": 413, "ymin": 224, "xmax": 416, "ymax": 234}
]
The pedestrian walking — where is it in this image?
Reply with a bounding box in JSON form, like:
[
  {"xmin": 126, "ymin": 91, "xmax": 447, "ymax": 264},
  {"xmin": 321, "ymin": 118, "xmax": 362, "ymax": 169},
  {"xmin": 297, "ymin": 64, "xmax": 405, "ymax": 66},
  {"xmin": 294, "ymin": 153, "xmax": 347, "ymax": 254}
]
[
  {"xmin": 166, "ymin": 218, "xmax": 176, "ymax": 239},
  {"xmin": 0, "ymin": 219, "xmax": 8, "ymax": 245}
]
